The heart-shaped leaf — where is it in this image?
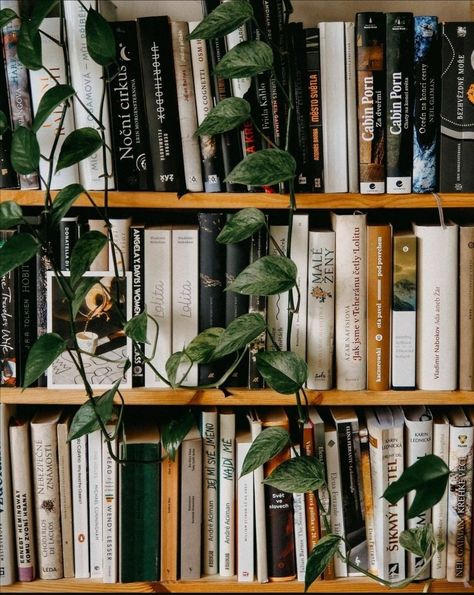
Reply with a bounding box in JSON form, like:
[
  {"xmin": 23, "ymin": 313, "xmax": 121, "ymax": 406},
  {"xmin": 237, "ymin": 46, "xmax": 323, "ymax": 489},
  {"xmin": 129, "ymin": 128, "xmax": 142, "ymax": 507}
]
[
  {"xmin": 0, "ymin": 201, "xmax": 23, "ymax": 229},
  {"xmin": 214, "ymin": 40, "xmax": 273, "ymax": 79},
  {"xmin": 185, "ymin": 327, "xmax": 225, "ymax": 363},
  {"xmin": 305, "ymin": 534, "xmax": 343, "ymax": 590},
  {"xmin": 240, "ymin": 426, "xmax": 290, "ymax": 476},
  {"xmin": 0, "ymin": 110, "xmax": 8, "ymax": 135},
  {"xmin": 399, "ymin": 525, "xmax": 434, "ymax": 559},
  {"xmin": 0, "ymin": 7, "xmax": 17, "ymax": 29},
  {"xmin": 11, "ymin": 126, "xmax": 40, "ymax": 174},
  {"xmin": 50, "ymin": 183, "xmax": 85, "ymax": 230},
  {"xmin": 227, "ymin": 255, "xmax": 297, "ymax": 296},
  {"xmin": 0, "ymin": 232, "xmax": 39, "ymax": 277},
  {"xmin": 86, "ymin": 7, "xmax": 116, "ymax": 66},
  {"xmin": 226, "ymin": 149, "xmax": 296, "ymax": 186},
  {"xmin": 68, "ymin": 380, "xmax": 120, "ymax": 442},
  {"xmin": 161, "ymin": 409, "xmax": 196, "ymax": 461},
  {"xmin": 165, "ymin": 351, "xmax": 192, "ymax": 388},
  {"xmin": 123, "ymin": 310, "xmax": 149, "ymax": 344},
  {"xmin": 217, "ymin": 208, "xmax": 266, "ymax": 244},
  {"xmin": 187, "ymin": 0, "xmax": 253, "ymax": 40},
  {"xmin": 256, "ymin": 351, "xmax": 308, "ymax": 394},
  {"xmin": 56, "ymin": 127, "xmax": 103, "ymax": 172},
  {"xmin": 17, "ymin": 21, "xmax": 42, "ymax": 70},
  {"xmin": 263, "ymin": 456, "xmax": 325, "ymax": 493},
  {"xmin": 32, "ymin": 84, "xmax": 75, "ymax": 132},
  {"xmin": 194, "ymin": 97, "xmax": 251, "ymax": 137},
  {"xmin": 70, "ymin": 230, "xmax": 108, "ymax": 288},
  {"xmin": 30, "ymin": 0, "xmax": 59, "ymax": 33},
  {"xmin": 212, "ymin": 313, "xmax": 266, "ymax": 360},
  {"xmin": 71, "ymin": 276, "xmax": 102, "ymax": 318},
  {"xmin": 23, "ymin": 333, "xmax": 68, "ymax": 388}
]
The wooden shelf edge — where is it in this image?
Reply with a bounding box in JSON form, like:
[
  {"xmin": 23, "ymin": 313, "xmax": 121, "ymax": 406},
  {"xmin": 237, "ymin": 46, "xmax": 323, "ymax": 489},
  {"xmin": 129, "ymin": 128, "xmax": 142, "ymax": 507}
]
[
  {"xmin": 2, "ymin": 189, "xmax": 473, "ymax": 209},
  {"xmin": 0, "ymin": 579, "xmax": 156, "ymax": 593}
]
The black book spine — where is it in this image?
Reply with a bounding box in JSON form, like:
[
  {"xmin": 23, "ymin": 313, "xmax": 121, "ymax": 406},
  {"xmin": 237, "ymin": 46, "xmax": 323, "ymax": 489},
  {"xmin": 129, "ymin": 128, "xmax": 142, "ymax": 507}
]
[
  {"xmin": 198, "ymin": 212, "xmax": 226, "ymax": 384},
  {"xmin": 0, "ymin": 230, "xmax": 17, "ymax": 386},
  {"xmin": 385, "ymin": 13, "xmax": 414, "ymax": 194},
  {"xmin": 137, "ymin": 16, "xmax": 185, "ymax": 192},
  {"xmin": 109, "ymin": 21, "xmax": 153, "ymax": 191},
  {"xmin": 129, "ymin": 224, "xmax": 145, "ymax": 387},
  {"xmin": 59, "ymin": 217, "xmax": 79, "ymax": 271},
  {"xmin": 0, "ymin": 60, "xmax": 18, "ymax": 189}
]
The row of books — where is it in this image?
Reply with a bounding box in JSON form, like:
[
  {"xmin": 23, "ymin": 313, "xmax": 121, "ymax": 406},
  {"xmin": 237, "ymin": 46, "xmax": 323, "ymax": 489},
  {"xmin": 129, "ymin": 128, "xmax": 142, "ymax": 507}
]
[
  {"xmin": 1, "ymin": 404, "xmax": 473, "ymax": 585},
  {"xmin": 1, "ymin": 212, "xmax": 473, "ymax": 391}
]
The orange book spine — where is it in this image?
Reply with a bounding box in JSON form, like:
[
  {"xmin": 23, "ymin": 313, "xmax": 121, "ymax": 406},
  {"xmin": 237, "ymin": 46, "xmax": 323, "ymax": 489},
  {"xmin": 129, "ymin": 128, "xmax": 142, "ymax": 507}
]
[
  {"xmin": 302, "ymin": 423, "xmax": 320, "ymax": 554},
  {"xmin": 160, "ymin": 451, "xmax": 180, "ymax": 581}
]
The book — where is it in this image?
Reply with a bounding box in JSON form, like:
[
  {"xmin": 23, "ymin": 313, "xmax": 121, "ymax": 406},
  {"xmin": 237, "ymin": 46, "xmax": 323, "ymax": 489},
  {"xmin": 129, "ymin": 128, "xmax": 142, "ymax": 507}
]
[
  {"xmin": 367, "ymin": 223, "xmax": 392, "ymax": 390},
  {"xmin": 137, "ymin": 16, "xmax": 185, "ymax": 192},
  {"xmin": 218, "ymin": 409, "xmax": 236, "ymax": 577},
  {"xmin": 366, "ymin": 406, "xmax": 405, "ymax": 581},
  {"xmin": 63, "ymin": 1, "xmax": 115, "ymax": 189},
  {"xmin": 236, "ymin": 430, "xmax": 254, "ymax": 582},
  {"xmin": 30, "ymin": 408, "xmax": 64, "ymax": 579},
  {"xmin": 119, "ymin": 419, "xmax": 161, "ymax": 582},
  {"xmin": 129, "ymin": 224, "xmax": 145, "ymax": 387},
  {"xmin": 385, "ymin": 13, "xmax": 414, "ymax": 194},
  {"xmin": 9, "ymin": 415, "xmax": 36, "ymax": 581},
  {"xmin": 248, "ymin": 225, "xmax": 268, "ymax": 388},
  {"xmin": 302, "ymin": 417, "xmax": 320, "ymax": 558},
  {"xmin": 108, "ymin": 217, "xmax": 131, "ymax": 274},
  {"xmin": 291, "ymin": 445, "xmax": 307, "ymax": 582},
  {"xmin": 70, "ymin": 434, "xmax": 89, "ymax": 578},
  {"xmin": 102, "ymin": 424, "xmax": 118, "ymax": 583},
  {"xmin": 56, "ymin": 412, "xmax": 74, "ymax": 578},
  {"xmin": 201, "ymin": 407, "xmax": 218, "ymax": 575},
  {"xmin": 459, "ymin": 223, "xmax": 474, "ymax": 390},
  {"xmin": 0, "ymin": 230, "xmax": 17, "ymax": 387},
  {"xmin": 88, "ymin": 219, "xmax": 109, "ymax": 271},
  {"xmin": 403, "ymin": 406, "xmax": 433, "ymax": 578},
  {"xmin": 413, "ymin": 222, "xmax": 459, "ymax": 390},
  {"xmin": 331, "ymin": 212, "xmax": 367, "ymax": 390},
  {"xmin": 266, "ymin": 223, "xmax": 288, "ymax": 352},
  {"xmin": 306, "ymin": 229, "xmax": 335, "ymax": 389},
  {"xmin": 88, "ymin": 429, "xmax": 103, "ymax": 579},
  {"xmin": 412, "ymin": 16, "xmax": 440, "ymax": 193},
  {"xmin": 359, "ymin": 422, "xmax": 377, "ymax": 575},
  {"xmin": 160, "ymin": 448, "xmax": 179, "ymax": 581},
  {"xmin": 391, "ymin": 230, "xmax": 417, "ymax": 389},
  {"xmin": 439, "ymin": 22, "xmax": 474, "ymax": 192},
  {"xmin": 431, "ymin": 409, "xmax": 450, "ymax": 579},
  {"xmin": 0, "ymin": 403, "xmax": 15, "ymax": 586},
  {"xmin": 356, "ymin": 12, "xmax": 385, "ymax": 194},
  {"xmin": 345, "ymin": 21, "xmax": 359, "ymax": 193},
  {"xmin": 0, "ymin": 45, "xmax": 18, "ymax": 189},
  {"xmin": 58, "ymin": 217, "xmax": 79, "ymax": 272}
]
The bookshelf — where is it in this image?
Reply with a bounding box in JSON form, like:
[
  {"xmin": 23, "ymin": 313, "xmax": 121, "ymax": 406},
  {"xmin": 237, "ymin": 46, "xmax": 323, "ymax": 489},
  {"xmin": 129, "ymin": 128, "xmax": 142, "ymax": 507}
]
[{"xmin": 1, "ymin": 0, "xmax": 473, "ymax": 593}]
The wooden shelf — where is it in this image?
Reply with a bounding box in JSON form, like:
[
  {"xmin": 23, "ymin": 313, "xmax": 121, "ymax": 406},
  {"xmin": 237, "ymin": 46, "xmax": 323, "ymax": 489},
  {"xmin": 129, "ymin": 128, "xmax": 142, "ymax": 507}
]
[
  {"xmin": 2, "ymin": 189, "xmax": 473, "ymax": 209},
  {"xmin": 1, "ymin": 387, "xmax": 472, "ymax": 406}
]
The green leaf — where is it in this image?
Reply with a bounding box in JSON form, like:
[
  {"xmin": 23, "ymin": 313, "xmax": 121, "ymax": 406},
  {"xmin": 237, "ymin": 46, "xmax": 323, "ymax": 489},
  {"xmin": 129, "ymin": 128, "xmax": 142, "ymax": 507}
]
[
  {"xmin": 240, "ymin": 427, "xmax": 290, "ymax": 476},
  {"xmin": 50, "ymin": 184, "xmax": 85, "ymax": 230},
  {"xmin": 214, "ymin": 40, "xmax": 273, "ymax": 79},
  {"xmin": 68, "ymin": 380, "xmax": 120, "ymax": 442},
  {"xmin": 71, "ymin": 276, "xmax": 102, "ymax": 319},
  {"xmin": 212, "ymin": 313, "xmax": 266, "ymax": 360},
  {"xmin": 0, "ymin": 201, "xmax": 24, "ymax": 229},
  {"xmin": 227, "ymin": 255, "xmax": 297, "ymax": 296},
  {"xmin": 161, "ymin": 410, "xmax": 196, "ymax": 461},
  {"xmin": 123, "ymin": 310, "xmax": 149, "ymax": 344},
  {"xmin": 56, "ymin": 127, "xmax": 103, "ymax": 173},
  {"xmin": 399, "ymin": 525, "xmax": 434, "ymax": 559},
  {"xmin": 0, "ymin": 110, "xmax": 8, "ymax": 135},
  {"xmin": 305, "ymin": 535, "xmax": 343, "ymax": 590},
  {"xmin": 256, "ymin": 351, "xmax": 308, "ymax": 394},
  {"xmin": 263, "ymin": 456, "xmax": 325, "ymax": 493},
  {"xmin": 17, "ymin": 21, "xmax": 42, "ymax": 70},
  {"xmin": 217, "ymin": 208, "xmax": 266, "ymax": 244},
  {"xmin": 194, "ymin": 97, "xmax": 251, "ymax": 137},
  {"xmin": 32, "ymin": 84, "xmax": 75, "ymax": 132},
  {"xmin": 0, "ymin": 8, "xmax": 17, "ymax": 29},
  {"xmin": 85, "ymin": 7, "xmax": 116, "ymax": 66},
  {"xmin": 0, "ymin": 233, "xmax": 39, "ymax": 278},
  {"xmin": 187, "ymin": 0, "xmax": 253, "ymax": 40},
  {"xmin": 185, "ymin": 327, "xmax": 225, "ymax": 363},
  {"xmin": 226, "ymin": 149, "xmax": 296, "ymax": 187},
  {"xmin": 165, "ymin": 351, "xmax": 192, "ymax": 388},
  {"xmin": 10, "ymin": 127, "xmax": 40, "ymax": 174},
  {"xmin": 70, "ymin": 231, "xmax": 108, "ymax": 288},
  {"xmin": 30, "ymin": 0, "xmax": 59, "ymax": 33},
  {"xmin": 23, "ymin": 333, "xmax": 68, "ymax": 388},
  {"xmin": 383, "ymin": 454, "xmax": 450, "ymax": 519}
]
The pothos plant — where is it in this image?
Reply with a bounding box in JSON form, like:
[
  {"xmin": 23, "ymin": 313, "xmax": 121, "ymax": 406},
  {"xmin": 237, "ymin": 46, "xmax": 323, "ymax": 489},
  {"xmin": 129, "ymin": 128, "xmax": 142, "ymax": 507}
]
[{"xmin": 0, "ymin": 0, "xmax": 451, "ymax": 590}]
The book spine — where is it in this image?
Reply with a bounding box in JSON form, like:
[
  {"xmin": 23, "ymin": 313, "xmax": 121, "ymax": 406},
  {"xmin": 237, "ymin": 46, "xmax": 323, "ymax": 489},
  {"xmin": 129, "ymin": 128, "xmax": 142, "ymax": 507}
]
[
  {"xmin": 0, "ymin": 404, "xmax": 15, "ymax": 586},
  {"xmin": 248, "ymin": 225, "xmax": 268, "ymax": 388},
  {"xmin": 385, "ymin": 13, "xmax": 414, "ymax": 194},
  {"xmin": 302, "ymin": 424, "xmax": 320, "ymax": 553},
  {"xmin": 331, "ymin": 212, "xmax": 367, "ymax": 389},
  {"xmin": 237, "ymin": 439, "xmax": 254, "ymax": 582},
  {"xmin": 171, "ymin": 21, "xmax": 203, "ymax": 192},
  {"xmin": 160, "ymin": 451, "xmax": 180, "ymax": 581},
  {"xmin": 102, "ymin": 428, "xmax": 118, "ymax": 583},
  {"xmin": 307, "ymin": 231, "xmax": 335, "ymax": 389},
  {"xmin": 431, "ymin": 419, "xmax": 449, "ymax": 579},
  {"xmin": 88, "ymin": 430, "xmax": 103, "ymax": 579},
  {"xmin": 367, "ymin": 224, "xmax": 392, "ymax": 390},
  {"xmin": 291, "ymin": 446, "xmax": 307, "ymax": 582},
  {"xmin": 137, "ymin": 16, "xmax": 185, "ymax": 192},
  {"xmin": 63, "ymin": 1, "xmax": 115, "ymax": 189},
  {"xmin": 266, "ymin": 224, "xmax": 288, "ymax": 351},
  {"xmin": 88, "ymin": 219, "xmax": 109, "ymax": 271},
  {"xmin": 459, "ymin": 226, "xmax": 474, "ymax": 390},
  {"xmin": 59, "ymin": 217, "xmax": 79, "ymax": 272},
  {"xmin": 71, "ymin": 435, "xmax": 89, "ymax": 578},
  {"xmin": 129, "ymin": 225, "xmax": 145, "ymax": 387},
  {"xmin": 359, "ymin": 430, "xmax": 377, "ymax": 574},
  {"xmin": 108, "ymin": 217, "xmax": 131, "ymax": 273},
  {"xmin": 108, "ymin": 21, "xmax": 153, "ymax": 191},
  {"xmin": 0, "ymin": 56, "xmax": 18, "ymax": 189},
  {"xmin": 290, "ymin": 215, "xmax": 309, "ymax": 360},
  {"xmin": 188, "ymin": 23, "xmax": 223, "ymax": 193},
  {"xmin": 219, "ymin": 411, "xmax": 236, "ymax": 577},
  {"xmin": 56, "ymin": 418, "xmax": 74, "ymax": 578},
  {"xmin": 412, "ymin": 16, "xmax": 440, "ymax": 193},
  {"xmin": 356, "ymin": 12, "xmax": 385, "ymax": 194},
  {"xmin": 345, "ymin": 22, "xmax": 359, "ymax": 193},
  {"xmin": 9, "ymin": 422, "xmax": 36, "ymax": 581},
  {"xmin": 439, "ymin": 22, "xmax": 474, "ymax": 192},
  {"xmin": 1, "ymin": 2, "xmax": 38, "ymax": 189},
  {"xmin": 249, "ymin": 418, "xmax": 268, "ymax": 583},
  {"xmin": 0, "ymin": 230, "xmax": 17, "ymax": 387},
  {"xmin": 201, "ymin": 409, "xmax": 218, "ymax": 575}
]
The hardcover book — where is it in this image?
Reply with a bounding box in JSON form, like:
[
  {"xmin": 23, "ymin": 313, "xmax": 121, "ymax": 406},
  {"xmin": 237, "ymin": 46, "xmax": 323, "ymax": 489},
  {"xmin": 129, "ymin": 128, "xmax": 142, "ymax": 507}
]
[
  {"xmin": 0, "ymin": 230, "xmax": 17, "ymax": 387},
  {"xmin": 459, "ymin": 223, "xmax": 474, "ymax": 390},
  {"xmin": 0, "ymin": 404, "xmax": 15, "ymax": 586}
]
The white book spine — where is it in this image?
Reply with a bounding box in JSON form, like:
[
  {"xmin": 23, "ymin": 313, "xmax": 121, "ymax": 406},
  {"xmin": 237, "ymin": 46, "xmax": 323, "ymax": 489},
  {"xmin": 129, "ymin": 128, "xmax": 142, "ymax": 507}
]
[
  {"xmin": 57, "ymin": 418, "xmax": 74, "ymax": 578},
  {"xmin": 290, "ymin": 215, "xmax": 309, "ymax": 360},
  {"xmin": 171, "ymin": 22, "xmax": 203, "ymax": 192},
  {"xmin": 307, "ymin": 231, "xmax": 335, "ymax": 389},
  {"xmin": 226, "ymin": 28, "xmax": 251, "ymax": 99},
  {"xmin": 63, "ymin": 1, "xmax": 114, "ymax": 189},
  {"xmin": 102, "ymin": 429, "xmax": 118, "ymax": 583},
  {"xmin": 172, "ymin": 227, "xmax": 199, "ymax": 386},
  {"xmin": 29, "ymin": 18, "xmax": 79, "ymax": 189},
  {"xmin": 202, "ymin": 410, "xmax": 218, "ymax": 575},
  {"xmin": 88, "ymin": 430, "xmax": 103, "ymax": 578},
  {"xmin": 9, "ymin": 421, "xmax": 36, "ymax": 581},
  {"xmin": 0, "ymin": 404, "xmax": 15, "ymax": 586},
  {"xmin": 331, "ymin": 212, "xmax": 367, "ymax": 389},
  {"xmin": 319, "ymin": 22, "xmax": 348, "ymax": 192},
  {"xmin": 267, "ymin": 225, "xmax": 288, "ymax": 351},
  {"xmin": 87, "ymin": 220, "xmax": 109, "ymax": 271},
  {"xmin": 219, "ymin": 412, "xmax": 236, "ymax": 577},
  {"xmin": 71, "ymin": 435, "xmax": 89, "ymax": 578},
  {"xmin": 292, "ymin": 446, "xmax": 307, "ymax": 582},
  {"xmin": 249, "ymin": 419, "xmax": 268, "ymax": 583},
  {"xmin": 414, "ymin": 223, "xmax": 459, "ymax": 390},
  {"xmin": 237, "ymin": 439, "xmax": 254, "ymax": 582},
  {"xmin": 344, "ymin": 22, "xmax": 359, "ymax": 193},
  {"xmin": 431, "ymin": 419, "xmax": 450, "ymax": 579},
  {"xmin": 108, "ymin": 218, "xmax": 131, "ymax": 273},
  {"xmin": 144, "ymin": 228, "xmax": 172, "ymax": 387},
  {"xmin": 459, "ymin": 225, "xmax": 474, "ymax": 390}
]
